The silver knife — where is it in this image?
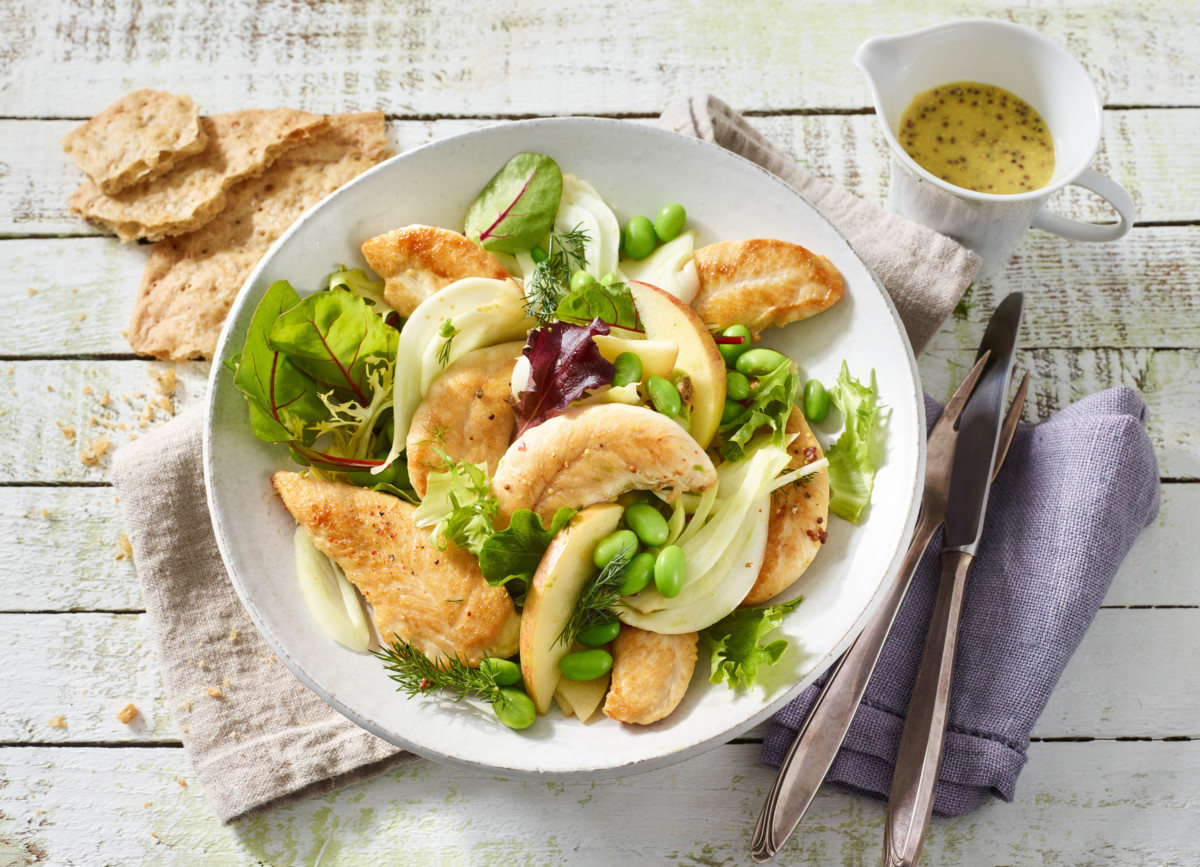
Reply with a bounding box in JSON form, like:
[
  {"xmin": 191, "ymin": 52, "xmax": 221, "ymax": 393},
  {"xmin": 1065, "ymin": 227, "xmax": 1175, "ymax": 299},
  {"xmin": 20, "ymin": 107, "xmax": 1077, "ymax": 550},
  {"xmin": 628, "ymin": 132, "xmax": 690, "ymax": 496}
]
[{"xmin": 882, "ymin": 292, "xmax": 1024, "ymax": 867}]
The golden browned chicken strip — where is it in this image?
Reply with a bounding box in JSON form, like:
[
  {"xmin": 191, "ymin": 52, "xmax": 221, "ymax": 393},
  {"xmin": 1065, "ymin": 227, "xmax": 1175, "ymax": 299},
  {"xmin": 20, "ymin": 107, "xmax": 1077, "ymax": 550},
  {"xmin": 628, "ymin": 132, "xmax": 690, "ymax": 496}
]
[
  {"xmin": 273, "ymin": 472, "xmax": 520, "ymax": 665},
  {"xmin": 361, "ymin": 224, "xmax": 510, "ymax": 317},
  {"xmin": 741, "ymin": 408, "xmax": 830, "ymax": 606},
  {"xmin": 406, "ymin": 341, "xmax": 524, "ymax": 498},
  {"xmin": 603, "ymin": 626, "xmax": 698, "ymax": 725},
  {"xmin": 691, "ymin": 239, "xmax": 843, "ymax": 334},
  {"xmin": 491, "ymin": 404, "xmax": 718, "ymax": 526}
]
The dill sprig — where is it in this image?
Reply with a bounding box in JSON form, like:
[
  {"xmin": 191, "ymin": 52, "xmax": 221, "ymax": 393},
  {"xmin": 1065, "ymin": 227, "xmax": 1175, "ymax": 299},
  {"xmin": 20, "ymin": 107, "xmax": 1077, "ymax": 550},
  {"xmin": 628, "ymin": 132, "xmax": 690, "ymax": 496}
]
[
  {"xmin": 436, "ymin": 318, "xmax": 460, "ymax": 367},
  {"xmin": 556, "ymin": 543, "xmax": 634, "ymax": 648},
  {"xmin": 524, "ymin": 226, "xmax": 590, "ymax": 326},
  {"xmin": 373, "ymin": 637, "xmax": 503, "ymax": 703}
]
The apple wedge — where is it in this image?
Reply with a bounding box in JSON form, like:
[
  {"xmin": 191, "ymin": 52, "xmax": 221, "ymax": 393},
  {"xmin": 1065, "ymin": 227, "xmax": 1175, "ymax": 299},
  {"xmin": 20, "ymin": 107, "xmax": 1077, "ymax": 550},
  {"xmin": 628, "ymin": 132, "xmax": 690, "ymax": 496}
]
[
  {"xmin": 627, "ymin": 280, "xmax": 726, "ymax": 448},
  {"xmin": 591, "ymin": 334, "xmax": 679, "ymax": 380},
  {"xmin": 520, "ymin": 503, "xmax": 624, "ymax": 714}
]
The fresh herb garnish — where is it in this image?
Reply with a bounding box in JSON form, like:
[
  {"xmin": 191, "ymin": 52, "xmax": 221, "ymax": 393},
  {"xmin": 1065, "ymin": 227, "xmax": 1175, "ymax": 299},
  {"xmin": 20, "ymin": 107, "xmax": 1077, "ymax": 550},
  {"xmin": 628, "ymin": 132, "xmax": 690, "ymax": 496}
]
[
  {"xmin": 524, "ymin": 226, "xmax": 590, "ymax": 326},
  {"xmin": 374, "ymin": 638, "xmax": 504, "ymax": 702},
  {"xmin": 702, "ymin": 597, "xmax": 803, "ymax": 689},
  {"xmin": 556, "ymin": 543, "xmax": 634, "ymax": 648},
  {"xmin": 513, "ymin": 319, "xmax": 616, "ymax": 435},
  {"xmin": 436, "ymin": 318, "xmax": 459, "ymax": 367},
  {"xmin": 464, "ymin": 152, "xmax": 563, "ymax": 254}
]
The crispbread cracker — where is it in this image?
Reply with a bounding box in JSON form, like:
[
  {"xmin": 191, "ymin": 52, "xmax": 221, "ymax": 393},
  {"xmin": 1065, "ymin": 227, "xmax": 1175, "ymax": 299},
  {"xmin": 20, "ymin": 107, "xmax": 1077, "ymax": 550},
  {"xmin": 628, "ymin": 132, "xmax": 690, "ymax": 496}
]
[
  {"xmin": 69, "ymin": 108, "xmax": 328, "ymax": 242},
  {"xmin": 127, "ymin": 112, "xmax": 391, "ymax": 360},
  {"xmin": 60, "ymin": 90, "xmax": 208, "ymax": 195}
]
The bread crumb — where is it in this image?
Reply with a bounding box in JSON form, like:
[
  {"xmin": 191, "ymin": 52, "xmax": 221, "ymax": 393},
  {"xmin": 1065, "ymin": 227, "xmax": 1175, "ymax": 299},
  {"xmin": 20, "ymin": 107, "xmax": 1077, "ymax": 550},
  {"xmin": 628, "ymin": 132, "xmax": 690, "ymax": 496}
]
[
  {"xmin": 80, "ymin": 436, "xmax": 112, "ymax": 466},
  {"xmin": 83, "ymin": 385, "xmax": 93, "ymax": 394},
  {"xmin": 79, "ymin": 312, "xmax": 87, "ymax": 321},
  {"xmin": 177, "ymin": 777, "xmax": 187, "ymax": 788},
  {"xmin": 27, "ymin": 288, "xmax": 37, "ymax": 297},
  {"xmin": 116, "ymin": 703, "xmax": 140, "ymax": 724},
  {"xmin": 152, "ymin": 367, "xmax": 177, "ymax": 396},
  {"xmin": 48, "ymin": 715, "xmax": 67, "ymax": 728},
  {"xmin": 116, "ymin": 533, "xmax": 133, "ymax": 561},
  {"xmin": 197, "ymin": 659, "xmax": 206, "ymax": 669},
  {"xmin": 178, "ymin": 699, "xmax": 192, "ymax": 711},
  {"xmin": 228, "ymin": 627, "xmax": 239, "ymax": 643},
  {"xmin": 60, "ymin": 426, "xmax": 76, "ymax": 440},
  {"xmin": 143, "ymin": 801, "xmax": 152, "ymax": 808},
  {"xmin": 99, "ymin": 394, "xmax": 111, "ymax": 407},
  {"xmin": 222, "ymin": 678, "xmax": 231, "ymax": 688},
  {"xmin": 207, "ymin": 687, "xmax": 224, "ymax": 699},
  {"xmin": 40, "ymin": 508, "xmax": 51, "ymax": 518}
]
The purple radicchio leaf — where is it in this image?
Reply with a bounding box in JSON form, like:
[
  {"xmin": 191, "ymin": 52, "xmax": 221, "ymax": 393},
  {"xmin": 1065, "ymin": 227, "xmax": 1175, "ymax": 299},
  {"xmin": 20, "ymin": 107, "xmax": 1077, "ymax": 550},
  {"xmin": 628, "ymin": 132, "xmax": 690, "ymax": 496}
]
[{"xmin": 513, "ymin": 318, "xmax": 616, "ymax": 435}]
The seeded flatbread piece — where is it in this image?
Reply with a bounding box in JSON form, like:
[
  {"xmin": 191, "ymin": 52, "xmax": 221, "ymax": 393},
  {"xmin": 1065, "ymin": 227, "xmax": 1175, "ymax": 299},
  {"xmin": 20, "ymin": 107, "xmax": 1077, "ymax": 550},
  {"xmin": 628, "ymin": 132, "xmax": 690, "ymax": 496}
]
[
  {"xmin": 69, "ymin": 108, "xmax": 329, "ymax": 242},
  {"xmin": 61, "ymin": 90, "xmax": 208, "ymax": 195},
  {"xmin": 127, "ymin": 112, "xmax": 391, "ymax": 360}
]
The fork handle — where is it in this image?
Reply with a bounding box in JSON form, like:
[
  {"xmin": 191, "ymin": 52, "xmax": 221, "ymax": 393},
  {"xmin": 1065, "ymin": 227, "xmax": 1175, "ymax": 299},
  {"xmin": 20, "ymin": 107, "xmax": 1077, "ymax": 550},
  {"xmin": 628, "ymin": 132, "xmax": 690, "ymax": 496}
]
[
  {"xmin": 882, "ymin": 549, "xmax": 974, "ymax": 867},
  {"xmin": 749, "ymin": 510, "xmax": 939, "ymax": 862}
]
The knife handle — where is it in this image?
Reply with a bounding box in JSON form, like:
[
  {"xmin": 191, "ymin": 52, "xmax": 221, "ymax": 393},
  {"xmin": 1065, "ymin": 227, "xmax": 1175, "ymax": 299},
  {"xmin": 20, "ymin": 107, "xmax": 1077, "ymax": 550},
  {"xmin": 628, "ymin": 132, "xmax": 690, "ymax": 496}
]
[
  {"xmin": 882, "ymin": 549, "xmax": 974, "ymax": 867},
  {"xmin": 750, "ymin": 511, "xmax": 939, "ymax": 862}
]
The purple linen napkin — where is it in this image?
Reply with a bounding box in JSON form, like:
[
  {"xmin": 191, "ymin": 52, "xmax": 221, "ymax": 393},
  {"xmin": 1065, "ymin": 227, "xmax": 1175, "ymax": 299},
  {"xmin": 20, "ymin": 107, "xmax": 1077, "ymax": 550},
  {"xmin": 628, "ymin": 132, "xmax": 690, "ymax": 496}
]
[{"xmin": 761, "ymin": 387, "xmax": 1160, "ymax": 815}]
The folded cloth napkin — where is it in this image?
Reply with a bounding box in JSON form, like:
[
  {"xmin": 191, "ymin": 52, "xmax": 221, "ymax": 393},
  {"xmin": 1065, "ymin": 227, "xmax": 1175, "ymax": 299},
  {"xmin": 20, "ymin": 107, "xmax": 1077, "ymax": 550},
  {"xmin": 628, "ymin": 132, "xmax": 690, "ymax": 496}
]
[
  {"xmin": 761, "ymin": 388, "xmax": 1161, "ymax": 815},
  {"xmin": 111, "ymin": 94, "xmax": 980, "ymax": 823}
]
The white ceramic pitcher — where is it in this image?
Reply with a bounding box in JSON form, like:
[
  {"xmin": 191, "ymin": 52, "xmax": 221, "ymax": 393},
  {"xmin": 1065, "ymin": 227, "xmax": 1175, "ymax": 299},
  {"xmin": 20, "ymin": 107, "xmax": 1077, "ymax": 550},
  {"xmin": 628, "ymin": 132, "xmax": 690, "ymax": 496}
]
[{"xmin": 854, "ymin": 19, "xmax": 1135, "ymax": 279}]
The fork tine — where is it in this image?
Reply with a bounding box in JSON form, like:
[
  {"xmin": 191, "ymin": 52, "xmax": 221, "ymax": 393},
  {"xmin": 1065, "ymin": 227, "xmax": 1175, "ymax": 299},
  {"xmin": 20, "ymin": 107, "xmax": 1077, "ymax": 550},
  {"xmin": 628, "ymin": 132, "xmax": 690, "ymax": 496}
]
[
  {"xmin": 991, "ymin": 370, "xmax": 1030, "ymax": 480},
  {"xmin": 928, "ymin": 351, "xmax": 991, "ymax": 448}
]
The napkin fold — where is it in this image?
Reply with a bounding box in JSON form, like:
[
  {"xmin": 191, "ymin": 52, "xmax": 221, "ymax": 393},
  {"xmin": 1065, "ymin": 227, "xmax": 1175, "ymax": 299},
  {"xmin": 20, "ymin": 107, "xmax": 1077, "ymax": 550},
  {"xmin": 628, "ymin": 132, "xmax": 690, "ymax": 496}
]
[
  {"xmin": 111, "ymin": 94, "xmax": 984, "ymax": 823},
  {"xmin": 761, "ymin": 388, "xmax": 1161, "ymax": 815}
]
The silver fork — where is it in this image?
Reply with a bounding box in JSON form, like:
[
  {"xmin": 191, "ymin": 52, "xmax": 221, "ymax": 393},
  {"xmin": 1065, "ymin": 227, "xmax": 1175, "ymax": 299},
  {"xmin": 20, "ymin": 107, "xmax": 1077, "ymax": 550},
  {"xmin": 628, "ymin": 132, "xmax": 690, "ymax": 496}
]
[{"xmin": 751, "ymin": 359, "xmax": 1030, "ymax": 862}]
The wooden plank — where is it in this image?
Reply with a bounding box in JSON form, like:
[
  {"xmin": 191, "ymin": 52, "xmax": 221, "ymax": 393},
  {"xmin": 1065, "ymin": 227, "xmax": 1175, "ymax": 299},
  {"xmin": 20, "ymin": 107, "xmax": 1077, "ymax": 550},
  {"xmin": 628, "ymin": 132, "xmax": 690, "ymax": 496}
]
[
  {"xmin": 2, "ymin": 609, "xmax": 1194, "ymax": 746},
  {"xmin": 0, "ymin": 741, "xmax": 1196, "ymax": 865},
  {"xmin": 1, "ymin": 3, "xmax": 1196, "ymax": 117},
  {"xmin": 1101, "ymin": 483, "xmax": 1200, "ymax": 607},
  {"xmin": 4, "ymin": 109, "xmax": 1195, "ymax": 238},
  {"xmin": 0, "ymin": 487, "xmax": 141, "ymax": 612}
]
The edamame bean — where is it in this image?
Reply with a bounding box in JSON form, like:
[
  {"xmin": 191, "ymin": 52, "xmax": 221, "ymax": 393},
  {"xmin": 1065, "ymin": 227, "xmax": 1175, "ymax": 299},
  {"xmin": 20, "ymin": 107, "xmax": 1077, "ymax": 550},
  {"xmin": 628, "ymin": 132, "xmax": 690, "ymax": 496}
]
[
  {"xmin": 735, "ymin": 347, "xmax": 790, "ymax": 377},
  {"xmin": 619, "ymin": 551, "xmax": 656, "ymax": 595},
  {"xmin": 559, "ymin": 649, "xmax": 614, "ymax": 681},
  {"xmin": 600, "ymin": 271, "xmax": 619, "ymax": 286},
  {"xmin": 646, "ymin": 375, "xmax": 683, "ymax": 418},
  {"xmin": 623, "ymin": 216, "xmax": 657, "ymax": 260},
  {"xmin": 725, "ymin": 370, "xmax": 750, "ymax": 401},
  {"xmin": 480, "ymin": 657, "xmax": 522, "ymax": 686},
  {"xmin": 570, "ymin": 270, "xmax": 596, "ymax": 290},
  {"xmin": 593, "ymin": 529, "xmax": 639, "ymax": 569},
  {"xmin": 654, "ymin": 203, "xmax": 687, "ymax": 242},
  {"xmin": 576, "ymin": 620, "xmax": 621, "ymax": 647},
  {"xmin": 530, "ymin": 245, "xmax": 548, "ymax": 263},
  {"xmin": 654, "ymin": 545, "xmax": 686, "ymax": 598},
  {"xmin": 612, "ymin": 351, "xmax": 643, "ymax": 387},
  {"xmin": 624, "ymin": 502, "xmax": 670, "ymax": 547},
  {"xmin": 803, "ymin": 379, "xmax": 829, "ymax": 423},
  {"xmin": 492, "ymin": 688, "xmax": 536, "ymax": 730},
  {"xmin": 721, "ymin": 398, "xmax": 744, "ymax": 425},
  {"xmin": 718, "ymin": 324, "xmax": 752, "ymax": 366}
]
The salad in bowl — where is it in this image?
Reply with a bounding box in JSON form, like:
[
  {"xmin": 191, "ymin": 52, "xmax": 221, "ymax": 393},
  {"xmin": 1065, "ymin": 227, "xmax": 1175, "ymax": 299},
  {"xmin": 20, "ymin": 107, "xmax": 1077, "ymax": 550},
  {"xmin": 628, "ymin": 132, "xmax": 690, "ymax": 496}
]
[{"xmin": 205, "ymin": 118, "xmax": 924, "ymax": 777}]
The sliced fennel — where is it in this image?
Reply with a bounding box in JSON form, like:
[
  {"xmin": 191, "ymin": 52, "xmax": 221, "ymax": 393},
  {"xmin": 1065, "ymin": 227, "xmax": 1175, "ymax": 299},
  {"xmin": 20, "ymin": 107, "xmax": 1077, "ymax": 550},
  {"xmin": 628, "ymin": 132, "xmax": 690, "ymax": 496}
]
[
  {"xmin": 293, "ymin": 527, "xmax": 371, "ymax": 651},
  {"xmin": 618, "ymin": 230, "xmax": 700, "ymax": 304},
  {"xmin": 379, "ymin": 277, "xmax": 534, "ymax": 472},
  {"xmin": 557, "ymin": 174, "xmax": 621, "ymax": 279}
]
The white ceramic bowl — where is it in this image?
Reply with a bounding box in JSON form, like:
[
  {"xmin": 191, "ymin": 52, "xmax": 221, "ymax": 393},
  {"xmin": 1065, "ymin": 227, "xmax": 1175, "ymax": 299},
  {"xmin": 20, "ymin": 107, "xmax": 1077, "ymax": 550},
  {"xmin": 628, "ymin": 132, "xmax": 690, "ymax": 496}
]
[{"xmin": 204, "ymin": 117, "xmax": 925, "ymax": 779}]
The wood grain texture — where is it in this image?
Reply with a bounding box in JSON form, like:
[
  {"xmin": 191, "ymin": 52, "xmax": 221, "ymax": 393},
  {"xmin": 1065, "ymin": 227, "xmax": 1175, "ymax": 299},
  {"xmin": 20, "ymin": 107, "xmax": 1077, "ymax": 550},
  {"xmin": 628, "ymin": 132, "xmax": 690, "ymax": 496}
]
[
  {"xmin": 1, "ymin": 2, "xmax": 1196, "ymax": 117},
  {"xmin": 1, "ymin": 742, "xmax": 1197, "ymax": 866}
]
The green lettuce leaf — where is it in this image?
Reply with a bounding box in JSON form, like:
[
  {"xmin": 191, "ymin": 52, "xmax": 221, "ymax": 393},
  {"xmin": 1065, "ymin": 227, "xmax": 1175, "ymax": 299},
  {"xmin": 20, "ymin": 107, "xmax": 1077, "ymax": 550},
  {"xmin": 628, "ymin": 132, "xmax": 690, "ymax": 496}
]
[
  {"xmin": 478, "ymin": 507, "xmax": 576, "ymax": 589},
  {"xmin": 464, "ymin": 152, "xmax": 563, "ymax": 254},
  {"xmin": 702, "ymin": 597, "xmax": 803, "ymax": 689},
  {"xmin": 326, "ymin": 265, "xmax": 396, "ymax": 318},
  {"xmin": 825, "ymin": 361, "xmax": 882, "ymax": 524},
  {"xmin": 412, "ymin": 452, "xmax": 498, "ymax": 556},
  {"xmin": 718, "ymin": 356, "xmax": 799, "ymax": 462}
]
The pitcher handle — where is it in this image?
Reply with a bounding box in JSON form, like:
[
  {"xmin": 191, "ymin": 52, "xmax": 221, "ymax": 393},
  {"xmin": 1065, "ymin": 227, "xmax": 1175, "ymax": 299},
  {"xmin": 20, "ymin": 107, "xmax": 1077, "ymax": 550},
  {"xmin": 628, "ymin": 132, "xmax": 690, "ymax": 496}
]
[{"xmin": 1030, "ymin": 169, "xmax": 1136, "ymax": 242}]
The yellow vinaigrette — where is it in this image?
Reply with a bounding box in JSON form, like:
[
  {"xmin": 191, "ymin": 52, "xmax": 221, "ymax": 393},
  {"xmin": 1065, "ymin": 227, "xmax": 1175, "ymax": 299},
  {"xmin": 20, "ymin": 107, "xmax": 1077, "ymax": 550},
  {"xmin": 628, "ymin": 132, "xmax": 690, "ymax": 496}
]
[{"xmin": 898, "ymin": 81, "xmax": 1055, "ymax": 194}]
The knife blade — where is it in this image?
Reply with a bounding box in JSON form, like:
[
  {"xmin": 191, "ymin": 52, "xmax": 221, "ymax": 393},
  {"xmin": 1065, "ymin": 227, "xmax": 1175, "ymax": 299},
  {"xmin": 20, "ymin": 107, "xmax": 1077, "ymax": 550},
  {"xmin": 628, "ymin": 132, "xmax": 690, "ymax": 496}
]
[{"xmin": 883, "ymin": 292, "xmax": 1024, "ymax": 867}]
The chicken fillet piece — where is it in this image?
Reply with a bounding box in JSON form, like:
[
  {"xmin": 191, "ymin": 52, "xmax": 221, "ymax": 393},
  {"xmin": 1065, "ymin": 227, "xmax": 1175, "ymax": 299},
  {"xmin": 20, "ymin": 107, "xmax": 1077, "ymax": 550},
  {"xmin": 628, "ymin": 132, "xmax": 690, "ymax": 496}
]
[
  {"xmin": 361, "ymin": 224, "xmax": 510, "ymax": 318},
  {"xmin": 603, "ymin": 626, "xmax": 698, "ymax": 725},
  {"xmin": 741, "ymin": 408, "xmax": 829, "ymax": 605},
  {"xmin": 691, "ymin": 239, "xmax": 843, "ymax": 335},
  {"xmin": 273, "ymin": 472, "xmax": 520, "ymax": 665},
  {"xmin": 491, "ymin": 404, "xmax": 718, "ymax": 526},
  {"xmin": 406, "ymin": 341, "xmax": 523, "ymax": 498}
]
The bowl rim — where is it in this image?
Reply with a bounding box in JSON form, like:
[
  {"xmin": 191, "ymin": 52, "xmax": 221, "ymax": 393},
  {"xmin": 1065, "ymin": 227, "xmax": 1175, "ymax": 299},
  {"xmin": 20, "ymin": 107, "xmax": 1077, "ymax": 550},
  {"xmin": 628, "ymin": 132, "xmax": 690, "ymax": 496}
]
[{"xmin": 203, "ymin": 115, "xmax": 927, "ymax": 778}]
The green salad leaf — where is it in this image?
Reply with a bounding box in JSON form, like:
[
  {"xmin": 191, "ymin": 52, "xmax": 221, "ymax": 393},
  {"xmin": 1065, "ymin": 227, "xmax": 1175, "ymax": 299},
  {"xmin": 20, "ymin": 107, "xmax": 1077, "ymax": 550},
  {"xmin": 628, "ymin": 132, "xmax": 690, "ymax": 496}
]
[
  {"xmin": 555, "ymin": 280, "xmax": 644, "ymax": 332},
  {"xmin": 412, "ymin": 450, "xmax": 498, "ymax": 555},
  {"xmin": 825, "ymin": 361, "xmax": 883, "ymax": 524},
  {"xmin": 478, "ymin": 507, "xmax": 576, "ymax": 592},
  {"xmin": 717, "ymin": 356, "xmax": 799, "ymax": 462},
  {"xmin": 464, "ymin": 152, "xmax": 563, "ymax": 254},
  {"xmin": 702, "ymin": 597, "xmax": 803, "ymax": 689},
  {"xmin": 326, "ymin": 265, "xmax": 395, "ymax": 318}
]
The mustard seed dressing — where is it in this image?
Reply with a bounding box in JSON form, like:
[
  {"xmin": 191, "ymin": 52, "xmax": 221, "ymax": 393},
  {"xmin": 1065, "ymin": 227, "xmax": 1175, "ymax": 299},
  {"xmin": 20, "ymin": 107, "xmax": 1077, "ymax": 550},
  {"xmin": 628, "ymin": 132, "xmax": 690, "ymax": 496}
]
[{"xmin": 898, "ymin": 82, "xmax": 1055, "ymax": 194}]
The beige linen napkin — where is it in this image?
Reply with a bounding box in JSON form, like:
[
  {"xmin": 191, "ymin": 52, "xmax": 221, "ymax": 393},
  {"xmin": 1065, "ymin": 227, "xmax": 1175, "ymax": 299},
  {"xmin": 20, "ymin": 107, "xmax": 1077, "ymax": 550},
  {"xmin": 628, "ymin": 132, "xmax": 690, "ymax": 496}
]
[{"xmin": 111, "ymin": 96, "xmax": 979, "ymax": 824}]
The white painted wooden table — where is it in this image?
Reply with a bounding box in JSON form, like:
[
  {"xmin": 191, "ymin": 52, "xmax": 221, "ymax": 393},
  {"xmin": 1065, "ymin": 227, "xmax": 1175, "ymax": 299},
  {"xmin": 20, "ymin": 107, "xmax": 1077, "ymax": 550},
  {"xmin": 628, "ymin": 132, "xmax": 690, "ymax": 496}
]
[{"xmin": 2, "ymin": 3, "xmax": 1197, "ymax": 864}]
